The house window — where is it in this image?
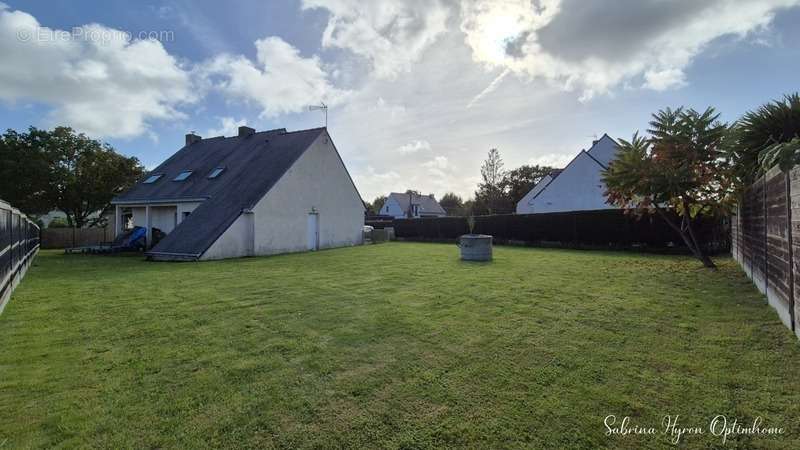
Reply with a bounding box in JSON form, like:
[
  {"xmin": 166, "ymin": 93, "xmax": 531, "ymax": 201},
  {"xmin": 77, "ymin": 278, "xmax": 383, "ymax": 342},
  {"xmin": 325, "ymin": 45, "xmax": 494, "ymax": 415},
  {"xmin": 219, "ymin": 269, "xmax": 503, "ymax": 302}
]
[
  {"xmin": 143, "ymin": 174, "xmax": 162, "ymax": 184},
  {"xmin": 207, "ymin": 167, "xmax": 225, "ymax": 179},
  {"xmin": 173, "ymin": 170, "xmax": 193, "ymax": 181}
]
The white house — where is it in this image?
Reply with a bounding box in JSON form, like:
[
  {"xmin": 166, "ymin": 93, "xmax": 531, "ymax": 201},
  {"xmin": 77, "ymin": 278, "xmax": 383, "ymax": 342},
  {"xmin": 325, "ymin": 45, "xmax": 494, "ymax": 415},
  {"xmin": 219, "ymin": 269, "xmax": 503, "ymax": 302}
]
[
  {"xmin": 516, "ymin": 134, "xmax": 620, "ymax": 214},
  {"xmin": 379, "ymin": 192, "xmax": 447, "ymax": 219},
  {"xmin": 111, "ymin": 126, "xmax": 365, "ymax": 261}
]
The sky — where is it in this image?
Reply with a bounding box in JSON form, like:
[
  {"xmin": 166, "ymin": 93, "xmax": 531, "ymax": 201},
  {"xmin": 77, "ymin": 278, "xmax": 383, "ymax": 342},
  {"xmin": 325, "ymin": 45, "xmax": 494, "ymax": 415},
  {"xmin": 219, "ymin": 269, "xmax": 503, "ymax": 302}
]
[{"xmin": 1, "ymin": 0, "xmax": 799, "ymax": 202}]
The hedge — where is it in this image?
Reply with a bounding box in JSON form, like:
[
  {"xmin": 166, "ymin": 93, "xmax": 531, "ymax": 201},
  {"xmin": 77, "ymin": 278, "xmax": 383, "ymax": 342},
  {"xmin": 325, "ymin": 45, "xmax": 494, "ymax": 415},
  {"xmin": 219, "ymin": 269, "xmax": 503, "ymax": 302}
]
[{"xmin": 367, "ymin": 209, "xmax": 729, "ymax": 253}]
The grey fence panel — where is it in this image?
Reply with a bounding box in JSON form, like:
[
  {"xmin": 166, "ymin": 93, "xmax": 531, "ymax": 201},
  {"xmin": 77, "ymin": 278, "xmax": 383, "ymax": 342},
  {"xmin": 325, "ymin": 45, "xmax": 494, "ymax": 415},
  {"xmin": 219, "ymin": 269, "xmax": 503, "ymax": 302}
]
[{"xmin": 0, "ymin": 199, "xmax": 40, "ymax": 314}]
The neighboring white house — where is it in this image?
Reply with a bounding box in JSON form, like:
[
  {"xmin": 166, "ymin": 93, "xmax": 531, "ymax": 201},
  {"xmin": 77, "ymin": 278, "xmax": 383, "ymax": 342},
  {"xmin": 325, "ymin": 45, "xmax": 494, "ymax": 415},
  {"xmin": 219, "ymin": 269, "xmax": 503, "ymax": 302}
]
[
  {"xmin": 111, "ymin": 126, "xmax": 365, "ymax": 261},
  {"xmin": 516, "ymin": 134, "xmax": 620, "ymax": 214},
  {"xmin": 379, "ymin": 192, "xmax": 447, "ymax": 219}
]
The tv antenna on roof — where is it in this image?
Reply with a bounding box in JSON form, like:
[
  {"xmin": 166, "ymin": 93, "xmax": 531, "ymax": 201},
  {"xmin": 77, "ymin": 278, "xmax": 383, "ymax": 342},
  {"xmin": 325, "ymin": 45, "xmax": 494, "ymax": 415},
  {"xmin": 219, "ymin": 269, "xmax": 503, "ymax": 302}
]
[{"xmin": 308, "ymin": 102, "xmax": 328, "ymax": 127}]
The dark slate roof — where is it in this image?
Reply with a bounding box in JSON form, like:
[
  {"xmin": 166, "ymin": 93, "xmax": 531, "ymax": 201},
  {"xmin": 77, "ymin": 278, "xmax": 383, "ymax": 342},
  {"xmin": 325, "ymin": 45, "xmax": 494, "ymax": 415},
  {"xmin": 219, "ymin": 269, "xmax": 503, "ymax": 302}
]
[
  {"xmin": 113, "ymin": 127, "xmax": 326, "ymax": 257},
  {"xmin": 387, "ymin": 192, "xmax": 446, "ymax": 215}
]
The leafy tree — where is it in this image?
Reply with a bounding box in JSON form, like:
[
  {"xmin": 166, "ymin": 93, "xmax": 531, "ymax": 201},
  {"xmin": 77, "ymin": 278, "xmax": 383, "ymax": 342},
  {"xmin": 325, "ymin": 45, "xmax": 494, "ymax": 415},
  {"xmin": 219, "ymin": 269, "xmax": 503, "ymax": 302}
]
[
  {"xmin": 47, "ymin": 217, "xmax": 70, "ymax": 228},
  {"xmin": 474, "ymin": 148, "xmax": 509, "ymax": 214},
  {"xmin": 0, "ymin": 126, "xmax": 144, "ymax": 227},
  {"xmin": 439, "ymin": 192, "xmax": 464, "ymax": 216},
  {"xmin": 0, "ymin": 127, "xmax": 53, "ymax": 215},
  {"xmin": 727, "ymin": 93, "xmax": 800, "ymax": 182},
  {"xmin": 602, "ymin": 107, "xmax": 733, "ymax": 268},
  {"xmin": 369, "ymin": 195, "xmax": 387, "ymax": 215},
  {"xmin": 501, "ymin": 164, "xmax": 554, "ymax": 205}
]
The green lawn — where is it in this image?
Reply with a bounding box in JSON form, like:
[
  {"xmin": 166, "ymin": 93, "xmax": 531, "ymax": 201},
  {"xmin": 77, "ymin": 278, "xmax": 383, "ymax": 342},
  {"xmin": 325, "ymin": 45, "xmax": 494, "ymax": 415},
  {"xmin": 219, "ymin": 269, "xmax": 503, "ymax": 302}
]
[{"xmin": 1, "ymin": 244, "xmax": 799, "ymax": 449}]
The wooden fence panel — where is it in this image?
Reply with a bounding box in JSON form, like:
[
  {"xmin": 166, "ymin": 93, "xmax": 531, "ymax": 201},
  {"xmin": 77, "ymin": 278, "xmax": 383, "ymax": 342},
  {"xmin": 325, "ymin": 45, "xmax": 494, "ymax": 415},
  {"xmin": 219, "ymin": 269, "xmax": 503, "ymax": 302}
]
[
  {"xmin": 765, "ymin": 167, "xmax": 793, "ymax": 328},
  {"xmin": 742, "ymin": 177, "xmax": 767, "ymax": 291},
  {"xmin": 731, "ymin": 206, "xmax": 742, "ymax": 264},
  {"xmin": 735, "ymin": 165, "xmax": 800, "ymax": 337},
  {"xmin": 40, "ymin": 227, "xmax": 112, "ymax": 249},
  {"xmin": 790, "ymin": 166, "xmax": 800, "ymax": 333}
]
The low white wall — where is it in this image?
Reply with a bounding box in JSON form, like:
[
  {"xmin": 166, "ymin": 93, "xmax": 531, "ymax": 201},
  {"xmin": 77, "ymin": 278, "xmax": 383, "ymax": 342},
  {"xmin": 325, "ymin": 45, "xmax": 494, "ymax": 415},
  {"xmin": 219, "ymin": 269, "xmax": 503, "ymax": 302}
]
[
  {"xmin": 127, "ymin": 202, "xmax": 201, "ymax": 232},
  {"xmin": 202, "ymin": 213, "xmax": 253, "ymax": 260},
  {"xmin": 150, "ymin": 206, "xmax": 176, "ymax": 233},
  {"xmin": 177, "ymin": 202, "xmax": 201, "ymax": 224}
]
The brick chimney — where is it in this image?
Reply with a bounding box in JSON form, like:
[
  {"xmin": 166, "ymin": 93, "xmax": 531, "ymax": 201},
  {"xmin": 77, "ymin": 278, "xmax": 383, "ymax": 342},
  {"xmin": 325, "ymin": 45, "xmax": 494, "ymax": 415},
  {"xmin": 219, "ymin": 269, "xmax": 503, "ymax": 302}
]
[
  {"xmin": 238, "ymin": 126, "xmax": 255, "ymax": 137},
  {"xmin": 185, "ymin": 133, "xmax": 201, "ymax": 146}
]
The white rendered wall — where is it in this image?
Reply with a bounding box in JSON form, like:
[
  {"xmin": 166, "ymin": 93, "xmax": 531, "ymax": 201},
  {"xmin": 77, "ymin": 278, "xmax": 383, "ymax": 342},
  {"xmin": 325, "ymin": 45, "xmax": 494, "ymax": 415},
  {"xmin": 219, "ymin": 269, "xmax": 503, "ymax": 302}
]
[
  {"xmin": 202, "ymin": 132, "xmax": 364, "ymax": 260},
  {"xmin": 528, "ymin": 152, "xmax": 616, "ymax": 213},
  {"xmin": 177, "ymin": 202, "xmax": 201, "ymax": 224},
  {"xmin": 381, "ymin": 197, "xmax": 405, "ymax": 218},
  {"xmin": 150, "ymin": 206, "xmax": 176, "ymax": 233},
  {"xmin": 587, "ymin": 134, "xmax": 618, "ymax": 166},
  {"xmin": 516, "ymin": 174, "xmax": 553, "ymax": 214},
  {"xmin": 202, "ymin": 213, "xmax": 253, "ymax": 260},
  {"xmin": 128, "ymin": 202, "xmax": 202, "ymax": 232}
]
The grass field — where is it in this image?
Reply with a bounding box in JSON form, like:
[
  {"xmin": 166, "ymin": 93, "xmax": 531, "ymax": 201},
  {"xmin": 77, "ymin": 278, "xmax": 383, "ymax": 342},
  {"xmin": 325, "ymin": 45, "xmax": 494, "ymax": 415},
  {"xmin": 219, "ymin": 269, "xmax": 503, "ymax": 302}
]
[{"xmin": 1, "ymin": 243, "xmax": 800, "ymax": 449}]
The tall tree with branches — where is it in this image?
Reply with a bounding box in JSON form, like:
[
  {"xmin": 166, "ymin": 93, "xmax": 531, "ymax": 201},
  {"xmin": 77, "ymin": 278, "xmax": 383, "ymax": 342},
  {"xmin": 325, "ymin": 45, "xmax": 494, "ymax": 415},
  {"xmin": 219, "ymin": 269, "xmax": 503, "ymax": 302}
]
[
  {"xmin": 603, "ymin": 107, "xmax": 733, "ymax": 268},
  {"xmin": 475, "ymin": 148, "xmax": 507, "ymax": 214},
  {"xmin": 0, "ymin": 126, "xmax": 144, "ymax": 227}
]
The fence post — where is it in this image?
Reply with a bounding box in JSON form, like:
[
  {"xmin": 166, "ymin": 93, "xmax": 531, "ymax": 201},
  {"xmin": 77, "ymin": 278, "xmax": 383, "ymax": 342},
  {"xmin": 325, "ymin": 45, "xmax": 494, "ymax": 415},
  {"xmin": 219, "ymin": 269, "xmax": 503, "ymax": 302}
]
[
  {"xmin": 788, "ymin": 171, "xmax": 796, "ymax": 332},
  {"xmin": 764, "ymin": 176, "xmax": 769, "ymax": 294}
]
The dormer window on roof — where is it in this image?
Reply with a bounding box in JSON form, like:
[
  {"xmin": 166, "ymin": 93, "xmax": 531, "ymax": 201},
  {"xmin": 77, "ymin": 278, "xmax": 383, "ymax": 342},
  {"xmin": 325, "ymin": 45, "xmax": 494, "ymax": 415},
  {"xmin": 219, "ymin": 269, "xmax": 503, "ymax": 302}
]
[
  {"xmin": 208, "ymin": 167, "xmax": 225, "ymax": 179},
  {"xmin": 174, "ymin": 170, "xmax": 193, "ymax": 181},
  {"xmin": 143, "ymin": 174, "xmax": 163, "ymax": 184}
]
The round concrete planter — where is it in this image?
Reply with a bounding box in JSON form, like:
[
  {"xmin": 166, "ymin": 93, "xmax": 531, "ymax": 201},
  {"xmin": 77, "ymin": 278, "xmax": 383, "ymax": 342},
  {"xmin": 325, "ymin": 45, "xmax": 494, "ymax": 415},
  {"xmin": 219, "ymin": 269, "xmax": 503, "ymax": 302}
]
[{"xmin": 458, "ymin": 234, "xmax": 493, "ymax": 261}]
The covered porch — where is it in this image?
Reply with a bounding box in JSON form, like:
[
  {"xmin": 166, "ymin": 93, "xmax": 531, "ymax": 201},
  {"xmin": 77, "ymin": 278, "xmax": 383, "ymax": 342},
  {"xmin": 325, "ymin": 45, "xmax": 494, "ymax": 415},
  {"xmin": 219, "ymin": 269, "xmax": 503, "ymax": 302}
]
[{"xmin": 113, "ymin": 201, "xmax": 202, "ymax": 249}]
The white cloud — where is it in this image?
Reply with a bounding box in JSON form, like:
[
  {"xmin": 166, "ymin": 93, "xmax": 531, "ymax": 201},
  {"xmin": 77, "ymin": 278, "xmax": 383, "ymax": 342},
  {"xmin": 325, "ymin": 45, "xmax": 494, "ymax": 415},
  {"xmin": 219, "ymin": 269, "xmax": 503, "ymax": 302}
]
[
  {"xmin": 528, "ymin": 152, "xmax": 574, "ymax": 169},
  {"xmin": 200, "ymin": 36, "xmax": 347, "ymax": 118},
  {"xmin": 0, "ymin": 4, "xmax": 195, "ymax": 138},
  {"xmin": 353, "ymin": 165, "xmax": 407, "ymax": 201},
  {"xmin": 397, "ymin": 139, "xmax": 431, "ymax": 154},
  {"xmin": 205, "ymin": 116, "xmax": 246, "ymax": 137},
  {"xmin": 301, "ymin": 0, "xmax": 451, "ymax": 79},
  {"xmin": 460, "ymin": 0, "xmax": 799, "ymax": 99},
  {"xmin": 643, "ymin": 68, "xmax": 687, "ymax": 91},
  {"xmin": 423, "ymin": 155, "xmax": 449, "ymax": 169}
]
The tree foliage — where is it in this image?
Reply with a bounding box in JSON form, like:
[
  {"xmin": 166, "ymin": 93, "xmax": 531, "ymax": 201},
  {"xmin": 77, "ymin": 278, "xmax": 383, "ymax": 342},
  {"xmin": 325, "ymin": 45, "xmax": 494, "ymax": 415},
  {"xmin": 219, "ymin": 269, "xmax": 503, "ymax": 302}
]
[
  {"xmin": 0, "ymin": 126, "xmax": 144, "ymax": 227},
  {"xmin": 726, "ymin": 93, "xmax": 800, "ymax": 183},
  {"xmin": 474, "ymin": 148, "xmax": 508, "ymax": 214},
  {"xmin": 501, "ymin": 164, "xmax": 554, "ymax": 205},
  {"xmin": 471, "ymin": 149, "xmax": 555, "ymax": 215},
  {"xmin": 602, "ymin": 107, "xmax": 732, "ymax": 268},
  {"xmin": 439, "ymin": 192, "xmax": 464, "ymax": 216},
  {"xmin": 367, "ymin": 195, "xmax": 387, "ymax": 215},
  {"xmin": 0, "ymin": 128, "xmax": 53, "ymax": 215}
]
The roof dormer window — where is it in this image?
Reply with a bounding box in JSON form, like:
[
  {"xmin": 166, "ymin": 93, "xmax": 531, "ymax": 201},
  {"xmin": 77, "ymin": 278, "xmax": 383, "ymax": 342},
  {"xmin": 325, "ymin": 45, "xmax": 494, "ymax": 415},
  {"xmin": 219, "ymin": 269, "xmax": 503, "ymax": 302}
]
[
  {"xmin": 207, "ymin": 167, "xmax": 225, "ymax": 179},
  {"xmin": 143, "ymin": 174, "xmax": 163, "ymax": 184},
  {"xmin": 174, "ymin": 170, "xmax": 193, "ymax": 181}
]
